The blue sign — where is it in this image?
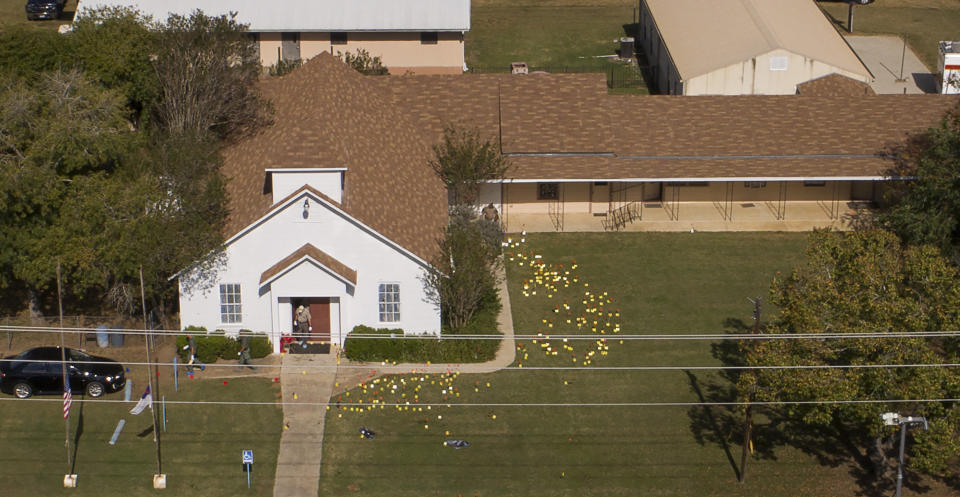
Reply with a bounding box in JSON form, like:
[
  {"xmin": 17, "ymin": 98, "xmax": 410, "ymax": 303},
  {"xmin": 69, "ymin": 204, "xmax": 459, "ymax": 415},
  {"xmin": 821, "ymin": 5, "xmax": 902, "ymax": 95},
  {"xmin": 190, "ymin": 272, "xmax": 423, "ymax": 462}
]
[{"xmin": 242, "ymin": 450, "xmax": 254, "ymax": 464}]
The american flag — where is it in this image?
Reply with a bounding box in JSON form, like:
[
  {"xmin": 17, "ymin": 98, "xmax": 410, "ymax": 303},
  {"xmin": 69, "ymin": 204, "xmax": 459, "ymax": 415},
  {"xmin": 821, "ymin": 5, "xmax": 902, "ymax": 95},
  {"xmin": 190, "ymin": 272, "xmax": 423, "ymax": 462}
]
[{"xmin": 63, "ymin": 383, "xmax": 72, "ymax": 419}]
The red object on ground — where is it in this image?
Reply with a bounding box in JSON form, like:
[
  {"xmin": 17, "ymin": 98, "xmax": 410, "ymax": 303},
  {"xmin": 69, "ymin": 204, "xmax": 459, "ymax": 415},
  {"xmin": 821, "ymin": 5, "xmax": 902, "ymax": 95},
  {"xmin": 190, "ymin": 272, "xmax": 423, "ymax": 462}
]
[
  {"xmin": 273, "ymin": 377, "xmax": 279, "ymax": 382},
  {"xmin": 223, "ymin": 380, "xmax": 228, "ymax": 385}
]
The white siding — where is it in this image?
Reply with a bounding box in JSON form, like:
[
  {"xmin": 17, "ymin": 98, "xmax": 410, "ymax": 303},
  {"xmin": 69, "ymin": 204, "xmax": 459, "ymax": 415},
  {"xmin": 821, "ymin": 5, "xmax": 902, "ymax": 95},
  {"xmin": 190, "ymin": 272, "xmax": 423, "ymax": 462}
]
[
  {"xmin": 684, "ymin": 49, "xmax": 871, "ymax": 95},
  {"xmin": 270, "ymin": 170, "xmax": 343, "ymax": 204},
  {"xmin": 76, "ymin": 0, "xmax": 471, "ymax": 32},
  {"xmin": 178, "ymin": 191, "xmax": 440, "ymax": 352}
]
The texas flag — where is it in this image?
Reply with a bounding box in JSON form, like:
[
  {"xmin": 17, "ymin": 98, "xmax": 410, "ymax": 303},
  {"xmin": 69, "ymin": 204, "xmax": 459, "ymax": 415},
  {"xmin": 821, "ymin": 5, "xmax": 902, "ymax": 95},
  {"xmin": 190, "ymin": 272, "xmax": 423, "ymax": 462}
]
[{"xmin": 130, "ymin": 385, "xmax": 152, "ymax": 415}]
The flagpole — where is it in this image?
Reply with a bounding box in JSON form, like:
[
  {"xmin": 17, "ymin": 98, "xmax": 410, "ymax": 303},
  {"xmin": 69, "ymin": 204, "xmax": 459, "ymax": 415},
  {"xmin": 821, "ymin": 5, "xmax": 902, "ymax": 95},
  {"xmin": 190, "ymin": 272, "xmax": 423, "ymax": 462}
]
[
  {"xmin": 57, "ymin": 261, "xmax": 70, "ymax": 473},
  {"xmin": 140, "ymin": 265, "xmax": 162, "ymax": 475}
]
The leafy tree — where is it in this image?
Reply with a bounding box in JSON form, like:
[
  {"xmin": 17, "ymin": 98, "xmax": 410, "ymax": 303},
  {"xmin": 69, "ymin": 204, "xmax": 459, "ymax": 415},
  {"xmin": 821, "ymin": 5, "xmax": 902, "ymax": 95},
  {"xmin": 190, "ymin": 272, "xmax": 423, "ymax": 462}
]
[
  {"xmin": 429, "ymin": 125, "xmax": 510, "ymax": 206},
  {"xmin": 422, "ymin": 210, "xmax": 501, "ymax": 331},
  {"xmin": 741, "ymin": 230, "xmax": 960, "ymax": 480},
  {"xmin": 879, "ymin": 109, "xmax": 960, "ymax": 259},
  {"xmin": 150, "ymin": 10, "xmax": 270, "ymax": 141},
  {"xmin": 337, "ymin": 48, "xmax": 388, "ymax": 75},
  {"xmin": 0, "ymin": 70, "xmax": 133, "ymax": 305},
  {"xmin": 69, "ymin": 7, "xmax": 160, "ymax": 124}
]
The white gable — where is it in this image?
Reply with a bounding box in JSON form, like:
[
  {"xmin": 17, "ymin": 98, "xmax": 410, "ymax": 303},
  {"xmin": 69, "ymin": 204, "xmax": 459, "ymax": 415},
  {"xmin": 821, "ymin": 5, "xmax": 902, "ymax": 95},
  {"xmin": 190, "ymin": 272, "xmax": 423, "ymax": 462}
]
[{"xmin": 268, "ymin": 169, "xmax": 344, "ymax": 204}]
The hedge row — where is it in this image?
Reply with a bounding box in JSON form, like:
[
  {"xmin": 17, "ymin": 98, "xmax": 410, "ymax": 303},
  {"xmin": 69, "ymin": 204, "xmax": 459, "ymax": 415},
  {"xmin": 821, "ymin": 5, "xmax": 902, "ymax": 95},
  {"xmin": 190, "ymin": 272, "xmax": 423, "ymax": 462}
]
[
  {"xmin": 177, "ymin": 328, "xmax": 272, "ymax": 363},
  {"xmin": 343, "ymin": 325, "xmax": 499, "ymax": 363}
]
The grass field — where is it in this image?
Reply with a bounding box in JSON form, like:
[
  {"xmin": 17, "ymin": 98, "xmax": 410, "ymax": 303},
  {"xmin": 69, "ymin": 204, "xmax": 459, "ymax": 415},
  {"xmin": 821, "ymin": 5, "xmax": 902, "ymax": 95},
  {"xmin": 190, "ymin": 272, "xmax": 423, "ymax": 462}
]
[
  {"xmin": 818, "ymin": 0, "xmax": 960, "ymax": 71},
  {"xmin": 316, "ymin": 232, "xmax": 956, "ymax": 496},
  {"xmin": 0, "ymin": 376, "xmax": 281, "ymax": 497},
  {"xmin": 466, "ymin": 0, "xmax": 647, "ymax": 92}
]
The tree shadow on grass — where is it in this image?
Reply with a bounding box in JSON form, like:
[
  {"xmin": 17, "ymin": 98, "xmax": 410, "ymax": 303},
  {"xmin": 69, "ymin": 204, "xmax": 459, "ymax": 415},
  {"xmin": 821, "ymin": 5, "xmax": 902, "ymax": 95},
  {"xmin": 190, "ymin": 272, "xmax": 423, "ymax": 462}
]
[{"xmin": 684, "ymin": 317, "xmax": 928, "ymax": 495}]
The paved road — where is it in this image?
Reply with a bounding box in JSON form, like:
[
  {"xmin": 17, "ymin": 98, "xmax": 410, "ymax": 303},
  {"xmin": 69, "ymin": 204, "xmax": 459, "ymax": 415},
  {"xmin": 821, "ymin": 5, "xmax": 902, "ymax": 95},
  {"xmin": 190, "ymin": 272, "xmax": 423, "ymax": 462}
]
[{"xmin": 845, "ymin": 35, "xmax": 937, "ymax": 94}]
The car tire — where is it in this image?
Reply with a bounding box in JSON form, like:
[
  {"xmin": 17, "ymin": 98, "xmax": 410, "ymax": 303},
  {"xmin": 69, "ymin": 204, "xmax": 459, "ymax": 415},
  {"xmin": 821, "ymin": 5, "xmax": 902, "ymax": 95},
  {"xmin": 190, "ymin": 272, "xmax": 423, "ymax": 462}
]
[
  {"xmin": 86, "ymin": 381, "xmax": 105, "ymax": 398},
  {"xmin": 13, "ymin": 382, "xmax": 33, "ymax": 399}
]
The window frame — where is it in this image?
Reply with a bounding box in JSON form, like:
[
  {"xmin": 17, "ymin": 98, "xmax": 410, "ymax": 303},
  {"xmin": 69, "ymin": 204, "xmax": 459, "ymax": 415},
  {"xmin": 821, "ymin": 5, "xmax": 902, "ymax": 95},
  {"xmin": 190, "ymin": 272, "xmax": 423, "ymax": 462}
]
[
  {"xmin": 219, "ymin": 283, "xmax": 243, "ymax": 324},
  {"xmin": 537, "ymin": 183, "xmax": 559, "ymax": 200},
  {"xmin": 330, "ymin": 32, "xmax": 348, "ymax": 45},
  {"xmin": 378, "ymin": 283, "xmax": 401, "ymax": 323},
  {"xmin": 803, "ymin": 180, "xmax": 826, "ymax": 187},
  {"xmin": 420, "ymin": 31, "xmax": 439, "ymax": 45}
]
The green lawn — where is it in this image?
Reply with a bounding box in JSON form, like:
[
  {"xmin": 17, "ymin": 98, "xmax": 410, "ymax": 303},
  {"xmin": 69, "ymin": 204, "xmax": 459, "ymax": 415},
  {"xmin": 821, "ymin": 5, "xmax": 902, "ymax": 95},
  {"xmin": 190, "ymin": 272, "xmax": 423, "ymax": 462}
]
[
  {"xmin": 818, "ymin": 0, "xmax": 960, "ymax": 71},
  {"xmin": 0, "ymin": 376, "xmax": 281, "ymax": 496},
  {"xmin": 466, "ymin": 0, "xmax": 648, "ymax": 92},
  {"xmin": 318, "ymin": 232, "xmax": 959, "ymax": 496}
]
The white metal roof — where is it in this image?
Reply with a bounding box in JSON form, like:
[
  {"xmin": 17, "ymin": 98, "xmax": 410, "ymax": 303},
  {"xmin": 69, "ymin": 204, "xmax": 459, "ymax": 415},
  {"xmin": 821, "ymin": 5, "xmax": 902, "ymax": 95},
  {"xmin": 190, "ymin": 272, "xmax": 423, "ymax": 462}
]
[
  {"xmin": 75, "ymin": 0, "xmax": 471, "ymax": 32},
  {"xmin": 644, "ymin": 0, "xmax": 869, "ymax": 80}
]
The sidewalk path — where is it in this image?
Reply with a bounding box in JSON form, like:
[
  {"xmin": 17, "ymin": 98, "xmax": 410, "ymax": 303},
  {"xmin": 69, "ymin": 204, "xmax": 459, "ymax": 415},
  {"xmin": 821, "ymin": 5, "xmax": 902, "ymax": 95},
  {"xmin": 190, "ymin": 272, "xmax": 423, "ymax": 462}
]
[
  {"xmin": 333, "ymin": 265, "xmax": 516, "ymax": 392},
  {"xmin": 272, "ymin": 353, "xmax": 337, "ymax": 497},
  {"xmin": 274, "ymin": 265, "xmax": 516, "ymax": 496}
]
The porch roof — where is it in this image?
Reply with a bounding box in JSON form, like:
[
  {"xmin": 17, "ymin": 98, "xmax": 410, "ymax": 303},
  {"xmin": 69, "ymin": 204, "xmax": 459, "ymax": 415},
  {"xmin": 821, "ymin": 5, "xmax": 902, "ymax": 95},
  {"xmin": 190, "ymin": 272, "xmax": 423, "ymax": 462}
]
[
  {"xmin": 260, "ymin": 243, "xmax": 358, "ymax": 286},
  {"xmin": 500, "ymin": 154, "xmax": 891, "ymax": 182}
]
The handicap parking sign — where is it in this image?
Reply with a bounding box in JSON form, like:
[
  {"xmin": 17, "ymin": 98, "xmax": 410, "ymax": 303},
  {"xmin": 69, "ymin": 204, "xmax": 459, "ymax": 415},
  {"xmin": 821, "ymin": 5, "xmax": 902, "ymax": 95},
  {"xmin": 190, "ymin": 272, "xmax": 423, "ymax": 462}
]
[{"xmin": 242, "ymin": 450, "xmax": 254, "ymax": 464}]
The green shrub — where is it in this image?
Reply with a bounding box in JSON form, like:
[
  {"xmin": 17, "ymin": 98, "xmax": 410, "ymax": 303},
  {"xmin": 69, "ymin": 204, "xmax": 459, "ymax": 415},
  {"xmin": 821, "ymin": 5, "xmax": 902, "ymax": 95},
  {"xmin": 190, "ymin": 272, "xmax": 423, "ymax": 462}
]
[
  {"xmin": 268, "ymin": 57, "xmax": 302, "ymax": 76},
  {"xmin": 178, "ymin": 327, "xmax": 273, "ymax": 362},
  {"xmin": 343, "ymin": 325, "xmax": 499, "ymax": 363}
]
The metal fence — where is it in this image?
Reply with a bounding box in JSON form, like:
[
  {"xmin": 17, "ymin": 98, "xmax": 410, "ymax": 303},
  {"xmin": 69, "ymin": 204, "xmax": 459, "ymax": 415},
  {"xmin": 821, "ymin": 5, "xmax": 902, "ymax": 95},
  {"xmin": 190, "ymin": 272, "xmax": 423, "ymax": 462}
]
[{"xmin": 469, "ymin": 63, "xmax": 650, "ymax": 90}]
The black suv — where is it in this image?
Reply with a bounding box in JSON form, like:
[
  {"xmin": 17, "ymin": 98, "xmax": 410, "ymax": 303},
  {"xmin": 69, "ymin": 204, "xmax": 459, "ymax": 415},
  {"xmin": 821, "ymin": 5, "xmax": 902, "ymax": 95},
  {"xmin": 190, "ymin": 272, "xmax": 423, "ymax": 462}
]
[
  {"xmin": 0, "ymin": 346, "xmax": 126, "ymax": 398},
  {"xmin": 25, "ymin": 0, "xmax": 65, "ymax": 21}
]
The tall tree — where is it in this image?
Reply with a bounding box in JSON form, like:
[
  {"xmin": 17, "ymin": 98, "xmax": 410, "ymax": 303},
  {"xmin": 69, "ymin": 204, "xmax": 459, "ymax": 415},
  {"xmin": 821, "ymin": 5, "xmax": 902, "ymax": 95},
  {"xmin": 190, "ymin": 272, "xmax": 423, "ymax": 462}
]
[
  {"xmin": 879, "ymin": 108, "xmax": 960, "ymax": 259},
  {"xmin": 150, "ymin": 10, "xmax": 270, "ymax": 141},
  {"xmin": 741, "ymin": 229, "xmax": 960, "ymax": 480},
  {"xmin": 429, "ymin": 125, "xmax": 510, "ymax": 206},
  {"xmin": 421, "ymin": 208, "xmax": 501, "ymax": 331},
  {"xmin": 0, "ymin": 70, "xmax": 132, "ymax": 306}
]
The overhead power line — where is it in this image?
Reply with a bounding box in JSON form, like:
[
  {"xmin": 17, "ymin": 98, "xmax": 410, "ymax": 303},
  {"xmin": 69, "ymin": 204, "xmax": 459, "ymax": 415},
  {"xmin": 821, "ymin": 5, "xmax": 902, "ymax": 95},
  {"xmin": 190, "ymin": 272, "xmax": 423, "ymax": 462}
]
[
  {"xmin": 2, "ymin": 397, "xmax": 957, "ymax": 408},
  {"xmin": 2, "ymin": 325, "xmax": 959, "ymax": 341},
  {"xmin": 4, "ymin": 358, "xmax": 960, "ymax": 373}
]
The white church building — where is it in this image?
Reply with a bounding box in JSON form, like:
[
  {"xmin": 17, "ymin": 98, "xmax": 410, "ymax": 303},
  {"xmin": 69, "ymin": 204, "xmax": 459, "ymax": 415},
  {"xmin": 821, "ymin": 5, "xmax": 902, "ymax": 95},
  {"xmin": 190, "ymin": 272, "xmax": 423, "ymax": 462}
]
[{"xmin": 174, "ymin": 54, "xmax": 447, "ymax": 352}]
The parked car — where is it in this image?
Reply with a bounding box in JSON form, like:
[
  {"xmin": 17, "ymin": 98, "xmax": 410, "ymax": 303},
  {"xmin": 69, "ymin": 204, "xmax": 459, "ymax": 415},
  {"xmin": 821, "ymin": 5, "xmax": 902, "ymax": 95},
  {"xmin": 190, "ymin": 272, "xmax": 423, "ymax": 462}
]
[
  {"xmin": 25, "ymin": 0, "xmax": 65, "ymax": 21},
  {"xmin": 0, "ymin": 346, "xmax": 126, "ymax": 399}
]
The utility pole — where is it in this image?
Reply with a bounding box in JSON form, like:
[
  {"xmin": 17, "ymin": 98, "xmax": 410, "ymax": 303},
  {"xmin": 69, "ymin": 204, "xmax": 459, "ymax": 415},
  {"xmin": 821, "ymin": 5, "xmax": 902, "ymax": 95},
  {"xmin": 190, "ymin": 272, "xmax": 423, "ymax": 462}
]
[
  {"xmin": 847, "ymin": 2, "xmax": 855, "ymax": 33},
  {"xmin": 739, "ymin": 297, "xmax": 761, "ymax": 484},
  {"xmin": 140, "ymin": 266, "xmax": 162, "ymax": 478},
  {"xmin": 881, "ymin": 413, "xmax": 928, "ymax": 497}
]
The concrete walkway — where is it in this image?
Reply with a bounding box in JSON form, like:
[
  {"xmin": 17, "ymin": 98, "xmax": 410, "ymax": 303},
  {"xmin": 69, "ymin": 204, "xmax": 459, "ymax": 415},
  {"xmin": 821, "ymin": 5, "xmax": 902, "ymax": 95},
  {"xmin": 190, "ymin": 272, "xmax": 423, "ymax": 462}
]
[
  {"xmin": 845, "ymin": 35, "xmax": 936, "ymax": 94},
  {"xmin": 272, "ymin": 353, "xmax": 337, "ymax": 497},
  {"xmin": 273, "ymin": 266, "xmax": 516, "ymax": 496}
]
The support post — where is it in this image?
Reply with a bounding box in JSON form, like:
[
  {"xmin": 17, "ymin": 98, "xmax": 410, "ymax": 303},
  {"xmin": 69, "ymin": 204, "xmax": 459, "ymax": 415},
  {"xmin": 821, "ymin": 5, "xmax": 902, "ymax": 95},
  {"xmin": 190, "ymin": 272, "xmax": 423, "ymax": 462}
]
[
  {"xmin": 896, "ymin": 422, "xmax": 906, "ymax": 497},
  {"xmin": 140, "ymin": 266, "xmax": 163, "ymax": 479},
  {"xmin": 57, "ymin": 261, "xmax": 70, "ymax": 477},
  {"xmin": 847, "ymin": 2, "xmax": 854, "ymax": 33}
]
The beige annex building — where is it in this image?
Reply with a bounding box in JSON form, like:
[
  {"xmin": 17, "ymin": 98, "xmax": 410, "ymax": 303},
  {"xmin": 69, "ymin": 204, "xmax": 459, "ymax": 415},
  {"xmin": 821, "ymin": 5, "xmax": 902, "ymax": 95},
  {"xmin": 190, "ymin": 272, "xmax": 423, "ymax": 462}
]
[
  {"xmin": 638, "ymin": 0, "xmax": 872, "ymax": 95},
  {"xmin": 75, "ymin": 0, "xmax": 469, "ymax": 74}
]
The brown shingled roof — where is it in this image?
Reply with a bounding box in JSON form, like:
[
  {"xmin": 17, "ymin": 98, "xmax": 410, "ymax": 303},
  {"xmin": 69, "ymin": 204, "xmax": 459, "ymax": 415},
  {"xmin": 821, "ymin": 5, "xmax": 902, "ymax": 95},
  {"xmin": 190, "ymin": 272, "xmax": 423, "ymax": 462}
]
[
  {"xmin": 222, "ymin": 54, "xmax": 447, "ymax": 263},
  {"xmin": 796, "ymin": 73, "xmax": 876, "ymax": 97},
  {"xmin": 379, "ymin": 71, "xmax": 954, "ymax": 179},
  {"xmin": 260, "ymin": 243, "xmax": 358, "ymax": 285},
  {"xmin": 222, "ymin": 60, "xmax": 957, "ymax": 257}
]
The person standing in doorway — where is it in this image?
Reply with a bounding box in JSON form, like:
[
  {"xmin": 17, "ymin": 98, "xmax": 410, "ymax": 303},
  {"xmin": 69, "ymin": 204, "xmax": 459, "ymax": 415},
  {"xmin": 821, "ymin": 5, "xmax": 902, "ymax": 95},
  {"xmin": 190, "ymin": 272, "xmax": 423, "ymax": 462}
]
[{"xmin": 294, "ymin": 304, "xmax": 312, "ymax": 349}]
